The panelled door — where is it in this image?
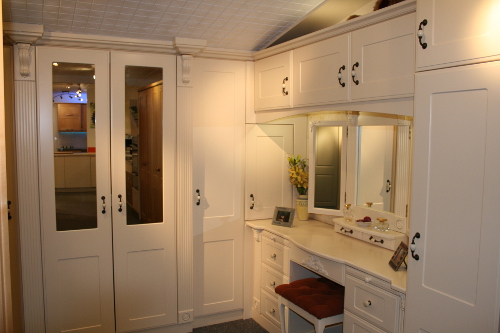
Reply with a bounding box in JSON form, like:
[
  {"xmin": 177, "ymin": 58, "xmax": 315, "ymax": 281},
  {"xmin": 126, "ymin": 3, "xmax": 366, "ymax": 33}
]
[
  {"xmin": 405, "ymin": 61, "xmax": 500, "ymax": 332},
  {"xmin": 110, "ymin": 52, "xmax": 177, "ymax": 332},
  {"xmin": 38, "ymin": 47, "xmax": 177, "ymax": 333},
  {"xmin": 38, "ymin": 47, "xmax": 114, "ymax": 333},
  {"xmin": 192, "ymin": 58, "xmax": 245, "ymax": 316}
]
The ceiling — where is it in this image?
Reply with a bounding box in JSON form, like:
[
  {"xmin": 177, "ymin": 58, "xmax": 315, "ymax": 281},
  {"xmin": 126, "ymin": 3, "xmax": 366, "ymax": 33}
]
[{"xmin": 3, "ymin": 0, "xmax": 374, "ymax": 52}]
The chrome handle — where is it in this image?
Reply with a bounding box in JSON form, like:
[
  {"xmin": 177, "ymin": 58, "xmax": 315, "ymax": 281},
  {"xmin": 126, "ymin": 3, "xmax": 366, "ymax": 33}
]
[
  {"xmin": 118, "ymin": 194, "xmax": 123, "ymax": 212},
  {"xmin": 418, "ymin": 19, "xmax": 428, "ymax": 49},
  {"xmin": 351, "ymin": 62, "xmax": 359, "ymax": 85},
  {"xmin": 337, "ymin": 65, "xmax": 346, "ymax": 87},
  {"xmin": 340, "ymin": 227, "xmax": 353, "ymax": 234},
  {"xmin": 101, "ymin": 196, "xmax": 106, "ymax": 214},
  {"xmin": 410, "ymin": 232, "xmax": 421, "ymax": 260},
  {"xmin": 363, "ymin": 300, "xmax": 372, "ymax": 307},
  {"xmin": 196, "ymin": 189, "xmax": 201, "ymax": 206},
  {"xmin": 282, "ymin": 77, "xmax": 289, "ymax": 96},
  {"xmin": 250, "ymin": 194, "xmax": 255, "ymax": 210}
]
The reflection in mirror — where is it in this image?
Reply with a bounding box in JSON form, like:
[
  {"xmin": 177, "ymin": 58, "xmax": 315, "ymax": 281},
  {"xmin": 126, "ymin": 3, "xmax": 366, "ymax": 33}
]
[
  {"xmin": 124, "ymin": 66, "xmax": 163, "ymax": 225},
  {"xmin": 356, "ymin": 126, "xmax": 395, "ymax": 212},
  {"xmin": 314, "ymin": 126, "xmax": 342, "ymax": 209},
  {"xmin": 53, "ymin": 62, "xmax": 97, "ymax": 231}
]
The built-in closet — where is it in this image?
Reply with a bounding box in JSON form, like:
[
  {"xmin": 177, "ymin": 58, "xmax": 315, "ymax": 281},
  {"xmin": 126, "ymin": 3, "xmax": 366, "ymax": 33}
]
[{"xmin": 37, "ymin": 47, "xmax": 177, "ymax": 333}]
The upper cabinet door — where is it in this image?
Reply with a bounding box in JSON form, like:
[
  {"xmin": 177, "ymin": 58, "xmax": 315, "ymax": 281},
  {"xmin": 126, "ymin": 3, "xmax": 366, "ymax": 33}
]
[
  {"xmin": 351, "ymin": 13, "xmax": 415, "ymax": 101},
  {"xmin": 293, "ymin": 34, "xmax": 349, "ymax": 107},
  {"xmin": 254, "ymin": 51, "xmax": 292, "ymax": 111},
  {"xmin": 416, "ymin": 0, "xmax": 500, "ymax": 71}
]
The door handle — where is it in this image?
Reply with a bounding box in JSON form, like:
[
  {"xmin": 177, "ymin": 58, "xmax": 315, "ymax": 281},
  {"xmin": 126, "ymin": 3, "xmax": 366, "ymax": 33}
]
[
  {"xmin": 351, "ymin": 62, "xmax": 359, "ymax": 85},
  {"xmin": 250, "ymin": 194, "xmax": 255, "ymax": 209},
  {"xmin": 417, "ymin": 19, "xmax": 428, "ymax": 49},
  {"xmin": 410, "ymin": 232, "xmax": 421, "ymax": 260},
  {"xmin": 101, "ymin": 196, "xmax": 106, "ymax": 214},
  {"xmin": 118, "ymin": 194, "xmax": 123, "ymax": 212},
  {"xmin": 337, "ymin": 65, "xmax": 346, "ymax": 87},
  {"xmin": 196, "ymin": 189, "xmax": 201, "ymax": 206}
]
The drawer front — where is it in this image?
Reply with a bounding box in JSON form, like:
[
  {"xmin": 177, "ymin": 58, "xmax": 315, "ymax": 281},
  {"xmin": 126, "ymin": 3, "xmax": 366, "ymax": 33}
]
[
  {"xmin": 261, "ymin": 290, "xmax": 281, "ymax": 327},
  {"xmin": 290, "ymin": 244, "xmax": 344, "ymax": 285},
  {"xmin": 344, "ymin": 311, "xmax": 386, "ymax": 333},
  {"xmin": 345, "ymin": 275, "xmax": 401, "ymax": 333},
  {"xmin": 262, "ymin": 230, "xmax": 286, "ymax": 246},
  {"xmin": 334, "ymin": 223, "xmax": 363, "ymax": 240},
  {"xmin": 262, "ymin": 236, "xmax": 286, "ymax": 273},
  {"xmin": 261, "ymin": 264, "xmax": 285, "ymax": 296}
]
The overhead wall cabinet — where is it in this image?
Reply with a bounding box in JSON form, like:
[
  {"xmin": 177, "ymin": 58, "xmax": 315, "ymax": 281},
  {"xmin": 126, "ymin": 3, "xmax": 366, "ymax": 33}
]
[
  {"xmin": 254, "ymin": 9, "xmax": 415, "ymax": 115},
  {"xmin": 57, "ymin": 103, "xmax": 86, "ymax": 132},
  {"xmin": 405, "ymin": 59, "xmax": 500, "ymax": 333},
  {"xmin": 192, "ymin": 58, "xmax": 246, "ymax": 318},
  {"xmin": 415, "ymin": 0, "xmax": 500, "ymax": 71},
  {"xmin": 254, "ymin": 51, "xmax": 292, "ymax": 111}
]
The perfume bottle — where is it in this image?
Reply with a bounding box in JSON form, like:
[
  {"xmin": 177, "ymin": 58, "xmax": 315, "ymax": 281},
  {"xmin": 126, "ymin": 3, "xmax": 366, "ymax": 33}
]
[{"xmin": 343, "ymin": 204, "xmax": 354, "ymax": 222}]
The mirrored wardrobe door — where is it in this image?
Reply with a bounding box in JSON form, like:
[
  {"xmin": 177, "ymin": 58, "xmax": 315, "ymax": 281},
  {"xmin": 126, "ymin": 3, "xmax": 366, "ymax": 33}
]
[
  {"xmin": 110, "ymin": 51, "xmax": 177, "ymax": 332},
  {"xmin": 38, "ymin": 47, "xmax": 114, "ymax": 333}
]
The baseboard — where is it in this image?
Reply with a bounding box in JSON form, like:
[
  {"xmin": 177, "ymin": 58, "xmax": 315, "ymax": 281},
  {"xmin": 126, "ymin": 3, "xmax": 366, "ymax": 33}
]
[
  {"xmin": 251, "ymin": 309, "xmax": 281, "ymax": 333},
  {"xmin": 193, "ymin": 309, "xmax": 244, "ymax": 329}
]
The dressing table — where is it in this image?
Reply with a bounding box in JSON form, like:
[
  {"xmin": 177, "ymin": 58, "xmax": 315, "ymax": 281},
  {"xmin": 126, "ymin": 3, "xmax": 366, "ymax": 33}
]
[{"xmin": 248, "ymin": 218, "xmax": 406, "ymax": 333}]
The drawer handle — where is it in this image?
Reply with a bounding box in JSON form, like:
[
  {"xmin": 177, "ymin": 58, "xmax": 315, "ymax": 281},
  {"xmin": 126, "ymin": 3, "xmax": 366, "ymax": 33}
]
[
  {"xmin": 337, "ymin": 65, "xmax": 346, "ymax": 87},
  {"xmin": 369, "ymin": 236, "xmax": 384, "ymax": 244},
  {"xmin": 363, "ymin": 300, "xmax": 372, "ymax": 307},
  {"xmin": 364, "ymin": 277, "xmax": 372, "ymax": 283},
  {"xmin": 282, "ymin": 77, "xmax": 289, "ymax": 96},
  {"xmin": 270, "ymin": 281, "xmax": 276, "ymax": 288},
  {"xmin": 270, "ymin": 253, "xmax": 277, "ymax": 259},
  {"xmin": 271, "ymin": 236, "xmax": 276, "ymax": 241},
  {"xmin": 417, "ymin": 19, "xmax": 428, "ymax": 49},
  {"xmin": 270, "ymin": 309, "xmax": 276, "ymax": 315},
  {"xmin": 340, "ymin": 227, "xmax": 353, "ymax": 234}
]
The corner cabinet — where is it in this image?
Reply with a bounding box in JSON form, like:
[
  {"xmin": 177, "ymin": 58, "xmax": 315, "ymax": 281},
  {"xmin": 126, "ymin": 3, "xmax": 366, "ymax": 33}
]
[
  {"xmin": 416, "ymin": 0, "xmax": 500, "ymax": 71},
  {"xmin": 254, "ymin": 51, "xmax": 292, "ymax": 111}
]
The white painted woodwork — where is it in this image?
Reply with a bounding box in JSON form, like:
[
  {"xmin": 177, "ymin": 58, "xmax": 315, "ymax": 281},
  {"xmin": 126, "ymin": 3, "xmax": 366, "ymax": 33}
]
[
  {"xmin": 192, "ymin": 58, "xmax": 245, "ymax": 316},
  {"xmin": 344, "ymin": 311, "xmax": 386, "ymax": 333},
  {"xmin": 254, "ymin": 52, "xmax": 292, "ymax": 111},
  {"xmin": 350, "ymin": 13, "xmax": 415, "ymax": 101},
  {"xmin": 110, "ymin": 52, "xmax": 177, "ymax": 332},
  {"xmin": 292, "ymin": 34, "xmax": 349, "ymax": 107},
  {"xmin": 405, "ymin": 61, "xmax": 500, "ymax": 332},
  {"xmin": 245, "ymin": 124, "xmax": 293, "ymax": 220},
  {"xmin": 38, "ymin": 47, "xmax": 115, "ymax": 333},
  {"xmin": 416, "ymin": 0, "xmax": 500, "ymax": 71}
]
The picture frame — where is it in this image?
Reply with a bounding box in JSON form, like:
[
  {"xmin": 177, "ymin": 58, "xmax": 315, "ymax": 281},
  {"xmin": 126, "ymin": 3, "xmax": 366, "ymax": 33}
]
[
  {"xmin": 272, "ymin": 207, "xmax": 295, "ymax": 227},
  {"xmin": 389, "ymin": 241, "xmax": 409, "ymax": 271}
]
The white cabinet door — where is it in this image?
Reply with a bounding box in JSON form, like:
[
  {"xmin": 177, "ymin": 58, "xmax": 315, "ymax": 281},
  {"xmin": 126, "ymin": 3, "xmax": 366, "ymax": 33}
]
[
  {"xmin": 245, "ymin": 124, "xmax": 293, "ymax": 220},
  {"xmin": 111, "ymin": 52, "xmax": 177, "ymax": 332},
  {"xmin": 405, "ymin": 61, "xmax": 500, "ymax": 332},
  {"xmin": 416, "ymin": 0, "xmax": 500, "ymax": 71},
  {"xmin": 254, "ymin": 52, "xmax": 292, "ymax": 111},
  {"xmin": 350, "ymin": 13, "xmax": 415, "ymax": 101},
  {"xmin": 293, "ymin": 34, "xmax": 349, "ymax": 107},
  {"xmin": 192, "ymin": 58, "xmax": 245, "ymax": 316}
]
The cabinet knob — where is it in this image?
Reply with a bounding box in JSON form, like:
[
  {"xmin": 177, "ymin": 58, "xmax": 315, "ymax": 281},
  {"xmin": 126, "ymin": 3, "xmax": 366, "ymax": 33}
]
[
  {"xmin": 364, "ymin": 277, "xmax": 372, "ymax": 283},
  {"xmin": 363, "ymin": 300, "xmax": 372, "ymax": 307},
  {"xmin": 270, "ymin": 309, "xmax": 276, "ymax": 315},
  {"xmin": 270, "ymin": 281, "xmax": 276, "ymax": 287},
  {"xmin": 270, "ymin": 253, "xmax": 277, "ymax": 259}
]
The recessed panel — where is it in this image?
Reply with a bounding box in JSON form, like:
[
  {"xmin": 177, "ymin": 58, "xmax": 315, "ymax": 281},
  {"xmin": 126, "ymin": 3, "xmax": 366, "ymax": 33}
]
[
  {"xmin": 57, "ymin": 256, "xmax": 102, "ymax": 331},
  {"xmin": 299, "ymin": 53, "xmax": 341, "ymax": 92},
  {"xmin": 203, "ymin": 240, "xmax": 235, "ymax": 305},
  {"xmin": 257, "ymin": 136, "xmax": 286, "ymax": 208}
]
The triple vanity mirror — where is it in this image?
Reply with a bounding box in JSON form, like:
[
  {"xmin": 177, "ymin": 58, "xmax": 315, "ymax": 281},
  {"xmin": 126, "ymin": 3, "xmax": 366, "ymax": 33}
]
[{"xmin": 308, "ymin": 111, "xmax": 412, "ymax": 221}]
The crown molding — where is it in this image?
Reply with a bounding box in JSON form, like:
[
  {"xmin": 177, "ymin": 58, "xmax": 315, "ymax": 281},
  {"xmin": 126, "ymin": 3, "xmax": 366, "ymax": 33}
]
[
  {"xmin": 3, "ymin": 22, "xmax": 43, "ymax": 44},
  {"xmin": 252, "ymin": 0, "xmax": 416, "ymax": 61}
]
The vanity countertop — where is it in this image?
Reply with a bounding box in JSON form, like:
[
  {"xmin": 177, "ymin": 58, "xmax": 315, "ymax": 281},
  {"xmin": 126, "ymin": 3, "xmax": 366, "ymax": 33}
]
[{"xmin": 246, "ymin": 218, "xmax": 407, "ymax": 293}]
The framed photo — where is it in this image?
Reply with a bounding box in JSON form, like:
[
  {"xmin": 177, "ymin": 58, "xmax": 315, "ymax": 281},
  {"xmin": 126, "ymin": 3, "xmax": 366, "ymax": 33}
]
[
  {"xmin": 389, "ymin": 242, "xmax": 409, "ymax": 271},
  {"xmin": 272, "ymin": 207, "xmax": 295, "ymax": 227}
]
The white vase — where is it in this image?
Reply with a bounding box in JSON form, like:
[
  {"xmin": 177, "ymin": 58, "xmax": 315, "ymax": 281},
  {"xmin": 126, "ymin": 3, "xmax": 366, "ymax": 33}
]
[{"xmin": 296, "ymin": 195, "xmax": 309, "ymax": 221}]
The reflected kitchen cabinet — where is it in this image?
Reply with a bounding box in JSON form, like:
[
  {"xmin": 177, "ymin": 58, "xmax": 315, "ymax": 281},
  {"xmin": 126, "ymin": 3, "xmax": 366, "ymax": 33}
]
[{"xmin": 57, "ymin": 103, "xmax": 86, "ymax": 132}]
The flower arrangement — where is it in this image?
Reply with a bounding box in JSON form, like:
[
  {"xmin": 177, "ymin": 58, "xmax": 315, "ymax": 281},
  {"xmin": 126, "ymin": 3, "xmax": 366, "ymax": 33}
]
[{"xmin": 287, "ymin": 155, "xmax": 309, "ymax": 195}]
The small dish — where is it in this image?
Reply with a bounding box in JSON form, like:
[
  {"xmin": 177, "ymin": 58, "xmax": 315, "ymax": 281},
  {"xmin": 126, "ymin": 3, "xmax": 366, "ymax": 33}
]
[{"xmin": 356, "ymin": 221, "xmax": 372, "ymax": 227}]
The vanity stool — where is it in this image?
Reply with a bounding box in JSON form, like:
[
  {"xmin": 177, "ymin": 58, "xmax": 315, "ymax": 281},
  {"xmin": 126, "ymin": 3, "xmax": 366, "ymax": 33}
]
[{"xmin": 275, "ymin": 278, "xmax": 344, "ymax": 333}]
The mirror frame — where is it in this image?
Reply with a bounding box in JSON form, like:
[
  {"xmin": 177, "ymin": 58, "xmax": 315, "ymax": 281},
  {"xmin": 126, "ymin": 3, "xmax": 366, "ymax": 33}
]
[{"xmin": 308, "ymin": 120, "xmax": 347, "ymax": 215}]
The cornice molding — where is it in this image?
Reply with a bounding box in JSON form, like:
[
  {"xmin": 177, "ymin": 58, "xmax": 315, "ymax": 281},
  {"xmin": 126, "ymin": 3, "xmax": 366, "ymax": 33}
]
[
  {"xmin": 3, "ymin": 22, "xmax": 43, "ymax": 44},
  {"xmin": 252, "ymin": 0, "xmax": 416, "ymax": 60}
]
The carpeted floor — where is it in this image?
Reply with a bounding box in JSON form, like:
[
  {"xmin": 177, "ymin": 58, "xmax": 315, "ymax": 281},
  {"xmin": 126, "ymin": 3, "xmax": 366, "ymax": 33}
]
[{"xmin": 193, "ymin": 319, "xmax": 269, "ymax": 333}]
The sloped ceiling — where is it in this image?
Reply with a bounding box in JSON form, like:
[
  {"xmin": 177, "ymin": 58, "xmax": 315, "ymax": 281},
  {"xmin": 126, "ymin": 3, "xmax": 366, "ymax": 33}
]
[{"xmin": 3, "ymin": 0, "xmax": 374, "ymax": 52}]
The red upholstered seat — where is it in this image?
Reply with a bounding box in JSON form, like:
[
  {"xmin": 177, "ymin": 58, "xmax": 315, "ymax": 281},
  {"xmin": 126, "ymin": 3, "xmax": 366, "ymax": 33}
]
[{"xmin": 275, "ymin": 278, "xmax": 344, "ymax": 319}]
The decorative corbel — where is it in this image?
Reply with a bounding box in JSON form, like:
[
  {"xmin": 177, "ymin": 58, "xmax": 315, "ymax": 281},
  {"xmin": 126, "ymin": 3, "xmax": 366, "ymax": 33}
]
[
  {"xmin": 17, "ymin": 43, "xmax": 32, "ymax": 78},
  {"xmin": 173, "ymin": 37, "xmax": 207, "ymax": 85}
]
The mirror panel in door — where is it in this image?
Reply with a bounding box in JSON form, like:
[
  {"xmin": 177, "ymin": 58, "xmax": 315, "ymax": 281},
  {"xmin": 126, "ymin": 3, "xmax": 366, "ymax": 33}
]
[
  {"xmin": 356, "ymin": 125, "xmax": 395, "ymax": 212},
  {"xmin": 124, "ymin": 66, "xmax": 163, "ymax": 225},
  {"xmin": 53, "ymin": 62, "xmax": 98, "ymax": 231}
]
